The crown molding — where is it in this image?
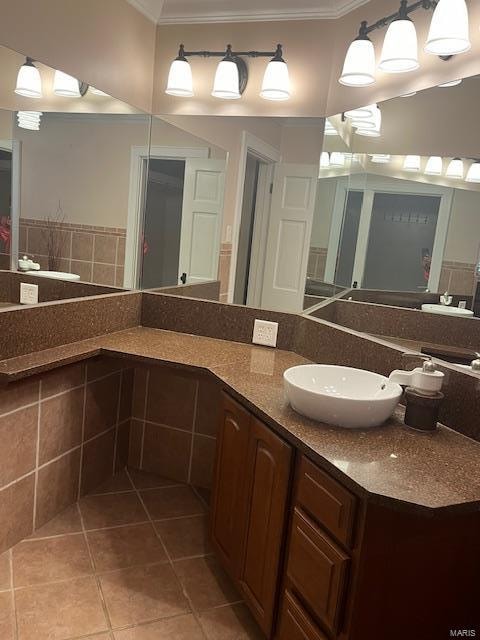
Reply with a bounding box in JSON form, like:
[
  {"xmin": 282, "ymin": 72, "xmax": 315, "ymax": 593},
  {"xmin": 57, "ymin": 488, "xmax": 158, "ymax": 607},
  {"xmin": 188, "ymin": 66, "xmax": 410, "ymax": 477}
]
[
  {"xmin": 126, "ymin": 0, "xmax": 164, "ymax": 23},
  {"xmin": 156, "ymin": 0, "xmax": 370, "ymax": 25}
]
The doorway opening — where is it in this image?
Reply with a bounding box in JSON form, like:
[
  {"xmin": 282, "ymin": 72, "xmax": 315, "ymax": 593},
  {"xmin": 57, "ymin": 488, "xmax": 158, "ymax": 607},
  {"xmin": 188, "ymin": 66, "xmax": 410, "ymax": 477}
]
[{"xmin": 0, "ymin": 149, "xmax": 12, "ymax": 270}]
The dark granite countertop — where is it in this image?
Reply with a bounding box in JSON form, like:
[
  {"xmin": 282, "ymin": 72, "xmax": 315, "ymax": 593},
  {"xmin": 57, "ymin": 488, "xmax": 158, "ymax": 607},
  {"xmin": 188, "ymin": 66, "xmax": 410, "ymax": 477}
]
[{"xmin": 1, "ymin": 326, "xmax": 479, "ymax": 515}]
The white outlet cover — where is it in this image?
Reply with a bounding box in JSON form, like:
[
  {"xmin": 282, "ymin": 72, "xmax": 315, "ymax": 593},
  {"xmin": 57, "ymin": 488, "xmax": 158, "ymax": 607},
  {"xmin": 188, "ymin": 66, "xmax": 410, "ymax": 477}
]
[
  {"xmin": 20, "ymin": 282, "xmax": 39, "ymax": 305},
  {"xmin": 252, "ymin": 319, "xmax": 278, "ymax": 348}
]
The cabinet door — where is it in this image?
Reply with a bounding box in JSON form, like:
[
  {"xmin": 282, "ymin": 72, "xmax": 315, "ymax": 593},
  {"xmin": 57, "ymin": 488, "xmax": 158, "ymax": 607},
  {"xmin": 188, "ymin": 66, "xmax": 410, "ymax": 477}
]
[
  {"xmin": 239, "ymin": 416, "xmax": 292, "ymax": 636},
  {"xmin": 277, "ymin": 591, "xmax": 328, "ymax": 640},
  {"xmin": 210, "ymin": 393, "xmax": 251, "ymax": 578}
]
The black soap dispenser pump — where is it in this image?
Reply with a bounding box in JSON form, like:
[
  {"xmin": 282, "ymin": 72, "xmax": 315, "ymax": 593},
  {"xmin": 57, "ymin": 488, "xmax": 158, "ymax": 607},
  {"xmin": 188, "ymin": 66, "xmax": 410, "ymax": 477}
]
[{"xmin": 389, "ymin": 359, "xmax": 445, "ymax": 432}]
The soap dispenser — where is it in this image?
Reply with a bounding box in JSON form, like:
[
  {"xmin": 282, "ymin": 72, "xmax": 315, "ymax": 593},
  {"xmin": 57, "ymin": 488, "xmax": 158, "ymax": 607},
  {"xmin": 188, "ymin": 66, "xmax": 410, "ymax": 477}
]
[{"xmin": 389, "ymin": 359, "xmax": 444, "ymax": 432}]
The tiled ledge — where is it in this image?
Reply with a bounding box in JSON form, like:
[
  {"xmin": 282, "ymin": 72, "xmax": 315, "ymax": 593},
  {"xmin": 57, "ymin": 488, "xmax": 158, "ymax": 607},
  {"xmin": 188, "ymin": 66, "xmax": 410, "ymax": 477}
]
[{"xmin": 0, "ymin": 325, "xmax": 479, "ymax": 515}]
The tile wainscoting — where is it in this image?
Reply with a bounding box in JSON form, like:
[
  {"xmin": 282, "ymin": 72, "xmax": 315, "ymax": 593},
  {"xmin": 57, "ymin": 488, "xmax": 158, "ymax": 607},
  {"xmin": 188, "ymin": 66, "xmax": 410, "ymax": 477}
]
[
  {"xmin": 218, "ymin": 242, "xmax": 232, "ymax": 303},
  {"xmin": 19, "ymin": 218, "xmax": 126, "ymax": 287},
  {"xmin": 307, "ymin": 246, "xmax": 328, "ymax": 281},
  {"xmin": 439, "ymin": 260, "xmax": 476, "ymax": 296}
]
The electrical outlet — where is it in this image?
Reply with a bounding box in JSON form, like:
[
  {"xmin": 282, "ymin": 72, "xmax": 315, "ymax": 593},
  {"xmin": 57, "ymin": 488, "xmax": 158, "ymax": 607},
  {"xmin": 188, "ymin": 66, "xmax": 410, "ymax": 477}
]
[
  {"xmin": 20, "ymin": 282, "xmax": 38, "ymax": 305},
  {"xmin": 252, "ymin": 319, "xmax": 278, "ymax": 348}
]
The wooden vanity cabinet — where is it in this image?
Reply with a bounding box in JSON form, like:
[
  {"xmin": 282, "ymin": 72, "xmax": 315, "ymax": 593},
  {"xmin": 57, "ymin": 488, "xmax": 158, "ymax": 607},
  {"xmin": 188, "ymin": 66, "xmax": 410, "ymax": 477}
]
[{"xmin": 211, "ymin": 392, "xmax": 293, "ymax": 636}]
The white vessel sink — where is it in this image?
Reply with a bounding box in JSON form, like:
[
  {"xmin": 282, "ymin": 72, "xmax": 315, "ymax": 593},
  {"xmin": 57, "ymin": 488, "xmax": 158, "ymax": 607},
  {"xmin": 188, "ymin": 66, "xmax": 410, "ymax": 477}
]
[
  {"xmin": 25, "ymin": 270, "xmax": 81, "ymax": 281},
  {"xmin": 421, "ymin": 304, "xmax": 473, "ymax": 318},
  {"xmin": 284, "ymin": 365, "xmax": 402, "ymax": 429}
]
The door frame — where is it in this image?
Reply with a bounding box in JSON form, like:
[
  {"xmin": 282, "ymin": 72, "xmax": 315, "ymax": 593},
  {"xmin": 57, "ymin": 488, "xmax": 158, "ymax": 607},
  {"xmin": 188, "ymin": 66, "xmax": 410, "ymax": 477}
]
[
  {"xmin": 228, "ymin": 131, "xmax": 280, "ymax": 304},
  {"xmin": 125, "ymin": 145, "xmax": 209, "ymax": 288},
  {"xmin": 325, "ymin": 176, "xmax": 453, "ymax": 292},
  {"xmin": 0, "ymin": 138, "xmax": 21, "ymax": 272}
]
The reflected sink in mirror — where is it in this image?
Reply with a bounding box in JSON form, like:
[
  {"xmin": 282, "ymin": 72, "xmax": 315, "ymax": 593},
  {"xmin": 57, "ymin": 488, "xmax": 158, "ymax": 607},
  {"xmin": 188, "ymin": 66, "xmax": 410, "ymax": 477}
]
[
  {"xmin": 25, "ymin": 270, "xmax": 81, "ymax": 281},
  {"xmin": 284, "ymin": 365, "xmax": 402, "ymax": 429},
  {"xmin": 421, "ymin": 304, "xmax": 474, "ymax": 318}
]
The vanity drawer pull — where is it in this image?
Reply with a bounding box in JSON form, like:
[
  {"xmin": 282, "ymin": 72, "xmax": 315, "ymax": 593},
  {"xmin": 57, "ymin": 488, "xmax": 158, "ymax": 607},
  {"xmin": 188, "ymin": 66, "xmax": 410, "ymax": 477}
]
[
  {"xmin": 296, "ymin": 456, "xmax": 356, "ymax": 548},
  {"xmin": 286, "ymin": 508, "xmax": 350, "ymax": 636},
  {"xmin": 277, "ymin": 590, "xmax": 328, "ymax": 640}
]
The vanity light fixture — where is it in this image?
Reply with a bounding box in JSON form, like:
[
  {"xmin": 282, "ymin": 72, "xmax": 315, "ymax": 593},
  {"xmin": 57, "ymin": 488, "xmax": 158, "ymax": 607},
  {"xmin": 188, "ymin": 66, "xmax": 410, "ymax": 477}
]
[
  {"xmin": 89, "ymin": 87, "xmax": 110, "ymax": 97},
  {"xmin": 319, "ymin": 152, "xmax": 330, "ymax": 169},
  {"xmin": 379, "ymin": 1, "xmax": 419, "ymax": 73},
  {"xmin": 330, "ymin": 152, "xmax": 346, "ymax": 168},
  {"xmin": 324, "ymin": 120, "xmax": 339, "ymax": 136},
  {"xmin": 166, "ymin": 43, "xmax": 290, "ymax": 101},
  {"xmin": 370, "ymin": 154, "xmax": 391, "ymax": 163},
  {"xmin": 345, "ymin": 104, "xmax": 376, "ymax": 120},
  {"xmin": 15, "ymin": 57, "xmax": 42, "ymax": 99},
  {"xmin": 340, "ymin": 0, "xmax": 470, "ymax": 87},
  {"xmin": 17, "ymin": 110, "xmax": 42, "ymax": 131},
  {"xmin": 446, "ymin": 157, "xmax": 464, "ymax": 179},
  {"xmin": 400, "ymin": 91, "xmax": 417, "ymax": 97},
  {"xmin": 465, "ymin": 161, "xmax": 480, "ymax": 183},
  {"xmin": 356, "ymin": 105, "xmax": 382, "ymax": 137},
  {"xmin": 438, "ymin": 78, "xmax": 462, "ymax": 87},
  {"xmin": 424, "ymin": 156, "xmax": 443, "ymax": 175},
  {"xmin": 403, "ymin": 154, "xmax": 421, "ymax": 171},
  {"xmin": 53, "ymin": 70, "xmax": 86, "ymax": 98},
  {"xmin": 425, "ymin": 0, "xmax": 471, "ymax": 56}
]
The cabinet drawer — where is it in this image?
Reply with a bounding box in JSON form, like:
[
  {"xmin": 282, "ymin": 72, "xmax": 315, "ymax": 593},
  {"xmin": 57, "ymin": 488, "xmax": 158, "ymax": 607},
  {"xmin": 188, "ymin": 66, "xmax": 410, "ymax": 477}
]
[
  {"xmin": 296, "ymin": 456, "xmax": 356, "ymax": 548},
  {"xmin": 277, "ymin": 590, "xmax": 328, "ymax": 640},
  {"xmin": 287, "ymin": 508, "xmax": 349, "ymax": 636}
]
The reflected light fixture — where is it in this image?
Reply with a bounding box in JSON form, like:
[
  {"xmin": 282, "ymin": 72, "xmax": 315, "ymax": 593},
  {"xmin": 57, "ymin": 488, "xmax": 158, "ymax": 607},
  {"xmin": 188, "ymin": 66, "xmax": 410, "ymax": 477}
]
[
  {"xmin": 260, "ymin": 45, "xmax": 290, "ymax": 101},
  {"xmin": 425, "ymin": 0, "xmax": 471, "ymax": 56},
  {"xmin": 403, "ymin": 155, "xmax": 421, "ymax": 171},
  {"xmin": 53, "ymin": 70, "xmax": 81, "ymax": 97},
  {"xmin": 324, "ymin": 120, "xmax": 338, "ymax": 136},
  {"xmin": 17, "ymin": 110, "xmax": 42, "ymax": 131},
  {"xmin": 166, "ymin": 45, "xmax": 194, "ymax": 97},
  {"xmin": 446, "ymin": 157, "xmax": 464, "ymax": 179},
  {"xmin": 400, "ymin": 91, "xmax": 417, "ymax": 97},
  {"xmin": 15, "ymin": 57, "xmax": 42, "ymax": 99},
  {"xmin": 330, "ymin": 152, "xmax": 345, "ymax": 168},
  {"xmin": 339, "ymin": 21, "xmax": 376, "ymax": 87},
  {"xmin": 212, "ymin": 45, "xmax": 241, "ymax": 100},
  {"xmin": 370, "ymin": 154, "xmax": 391, "ymax": 163},
  {"xmin": 340, "ymin": 0, "xmax": 472, "ymax": 87},
  {"xmin": 424, "ymin": 156, "xmax": 443, "ymax": 175},
  {"xmin": 319, "ymin": 152, "xmax": 330, "ymax": 169},
  {"xmin": 89, "ymin": 87, "xmax": 110, "ymax": 97},
  {"xmin": 438, "ymin": 79, "xmax": 462, "ymax": 87},
  {"xmin": 345, "ymin": 104, "xmax": 376, "ymax": 120},
  {"xmin": 379, "ymin": 1, "xmax": 419, "ymax": 73},
  {"xmin": 356, "ymin": 105, "xmax": 382, "ymax": 137},
  {"xmin": 165, "ymin": 43, "xmax": 289, "ymax": 101},
  {"xmin": 466, "ymin": 161, "xmax": 480, "ymax": 183}
]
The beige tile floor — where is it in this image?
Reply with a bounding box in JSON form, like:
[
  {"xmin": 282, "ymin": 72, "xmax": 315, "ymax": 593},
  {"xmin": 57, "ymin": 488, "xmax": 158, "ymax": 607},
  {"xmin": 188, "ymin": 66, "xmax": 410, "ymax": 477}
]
[{"xmin": 0, "ymin": 470, "xmax": 263, "ymax": 640}]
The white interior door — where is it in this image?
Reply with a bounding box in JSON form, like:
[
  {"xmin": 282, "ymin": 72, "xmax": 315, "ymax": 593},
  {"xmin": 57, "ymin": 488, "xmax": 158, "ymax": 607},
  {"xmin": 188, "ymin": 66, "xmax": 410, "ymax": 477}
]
[
  {"xmin": 178, "ymin": 158, "xmax": 226, "ymax": 284},
  {"xmin": 261, "ymin": 163, "xmax": 318, "ymax": 312}
]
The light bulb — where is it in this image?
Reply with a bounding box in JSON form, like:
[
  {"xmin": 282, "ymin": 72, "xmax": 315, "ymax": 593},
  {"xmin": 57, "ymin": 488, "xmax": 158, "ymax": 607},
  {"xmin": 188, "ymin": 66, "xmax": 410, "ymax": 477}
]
[
  {"xmin": 345, "ymin": 104, "xmax": 376, "ymax": 120},
  {"xmin": 53, "ymin": 70, "xmax": 81, "ymax": 97},
  {"xmin": 438, "ymin": 79, "xmax": 462, "ymax": 87},
  {"xmin": 15, "ymin": 58, "xmax": 42, "ymax": 99},
  {"xmin": 319, "ymin": 152, "xmax": 330, "ymax": 169},
  {"xmin": 446, "ymin": 157, "xmax": 464, "ymax": 179},
  {"xmin": 260, "ymin": 47, "xmax": 290, "ymax": 101},
  {"xmin": 425, "ymin": 0, "xmax": 471, "ymax": 56},
  {"xmin": 17, "ymin": 111, "xmax": 42, "ymax": 131},
  {"xmin": 379, "ymin": 16, "xmax": 419, "ymax": 73},
  {"xmin": 330, "ymin": 152, "xmax": 345, "ymax": 168},
  {"xmin": 424, "ymin": 156, "xmax": 443, "ymax": 175},
  {"xmin": 403, "ymin": 155, "xmax": 421, "ymax": 171},
  {"xmin": 339, "ymin": 34, "xmax": 376, "ymax": 87},
  {"xmin": 166, "ymin": 59, "xmax": 193, "ymax": 97},
  {"xmin": 370, "ymin": 154, "xmax": 391, "ymax": 163},
  {"xmin": 466, "ymin": 162, "xmax": 480, "ymax": 183},
  {"xmin": 212, "ymin": 47, "xmax": 241, "ymax": 100},
  {"xmin": 89, "ymin": 87, "xmax": 110, "ymax": 97}
]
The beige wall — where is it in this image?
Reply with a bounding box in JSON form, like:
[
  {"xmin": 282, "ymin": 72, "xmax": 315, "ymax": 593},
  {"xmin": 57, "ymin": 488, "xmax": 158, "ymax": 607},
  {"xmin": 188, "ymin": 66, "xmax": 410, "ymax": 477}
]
[
  {"xmin": 0, "ymin": 0, "xmax": 156, "ymax": 113},
  {"xmin": 445, "ymin": 189, "xmax": 480, "ymax": 264},
  {"xmin": 311, "ymin": 178, "xmax": 337, "ymax": 248}
]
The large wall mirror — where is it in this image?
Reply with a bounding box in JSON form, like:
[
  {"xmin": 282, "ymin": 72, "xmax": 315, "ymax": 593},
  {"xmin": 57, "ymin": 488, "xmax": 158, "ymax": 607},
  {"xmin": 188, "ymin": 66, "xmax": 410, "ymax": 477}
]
[{"xmin": 314, "ymin": 74, "xmax": 480, "ymax": 367}]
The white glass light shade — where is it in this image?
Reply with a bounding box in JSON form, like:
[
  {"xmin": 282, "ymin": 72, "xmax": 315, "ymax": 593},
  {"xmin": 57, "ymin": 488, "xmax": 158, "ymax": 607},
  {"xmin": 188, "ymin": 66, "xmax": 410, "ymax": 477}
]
[
  {"xmin": 466, "ymin": 162, "xmax": 480, "ymax": 183},
  {"xmin": 345, "ymin": 104, "xmax": 376, "ymax": 120},
  {"xmin": 212, "ymin": 60, "xmax": 240, "ymax": 99},
  {"xmin": 89, "ymin": 86, "xmax": 110, "ymax": 97},
  {"xmin": 319, "ymin": 152, "xmax": 330, "ymax": 169},
  {"xmin": 165, "ymin": 59, "xmax": 193, "ymax": 97},
  {"xmin": 17, "ymin": 111, "xmax": 42, "ymax": 131},
  {"xmin": 425, "ymin": 0, "xmax": 471, "ymax": 56},
  {"xmin": 260, "ymin": 60, "xmax": 290, "ymax": 101},
  {"xmin": 370, "ymin": 154, "xmax": 391, "ymax": 163},
  {"xmin": 403, "ymin": 155, "xmax": 421, "ymax": 171},
  {"xmin": 324, "ymin": 120, "xmax": 338, "ymax": 136},
  {"xmin": 356, "ymin": 105, "xmax": 381, "ymax": 137},
  {"xmin": 446, "ymin": 158, "xmax": 464, "ymax": 179},
  {"xmin": 15, "ymin": 61, "xmax": 42, "ymax": 98},
  {"xmin": 379, "ymin": 19, "xmax": 419, "ymax": 73},
  {"xmin": 339, "ymin": 38, "xmax": 376, "ymax": 87},
  {"xmin": 438, "ymin": 79, "xmax": 462, "ymax": 87},
  {"xmin": 424, "ymin": 156, "xmax": 443, "ymax": 175},
  {"xmin": 330, "ymin": 152, "xmax": 345, "ymax": 168},
  {"xmin": 53, "ymin": 70, "xmax": 81, "ymax": 97},
  {"xmin": 400, "ymin": 91, "xmax": 417, "ymax": 97}
]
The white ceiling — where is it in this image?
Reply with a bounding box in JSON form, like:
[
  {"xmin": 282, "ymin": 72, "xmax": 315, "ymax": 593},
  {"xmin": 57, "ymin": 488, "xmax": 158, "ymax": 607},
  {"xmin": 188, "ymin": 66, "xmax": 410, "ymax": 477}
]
[{"xmin": 127, "ymin": 0, "xmax": 370, "ymax": 24}]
